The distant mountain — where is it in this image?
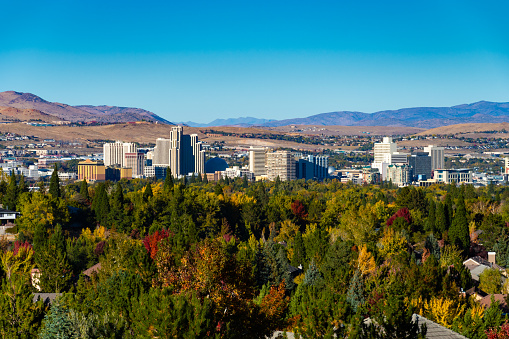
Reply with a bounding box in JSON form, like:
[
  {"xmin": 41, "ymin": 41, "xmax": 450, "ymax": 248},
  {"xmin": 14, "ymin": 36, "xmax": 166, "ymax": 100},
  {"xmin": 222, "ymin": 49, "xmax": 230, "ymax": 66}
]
[
  {"xmin": 0, "ymin": 91, "xmax": 172, "ymax": 124},
  {"xmin": 261, "ymin": 101, "xmax": 509, "ymax": 128},
  {"xmin": 182, "ymin": 117, "xmax": 276, "ymax": 127},
  {"xmin": 75, "ymin": 105, "xmax": 171, "ymax": 124}
]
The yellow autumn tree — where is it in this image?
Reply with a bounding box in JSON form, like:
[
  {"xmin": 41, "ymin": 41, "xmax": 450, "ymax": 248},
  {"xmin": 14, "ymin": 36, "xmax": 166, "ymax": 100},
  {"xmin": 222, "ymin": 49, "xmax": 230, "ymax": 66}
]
[
  {"xmin": 356, "ymin": 244, "xmax": 376, "ymax": 277},
  {"xmin": 377, "ymin": 227, "xmax": 408, "ymax": 259}
]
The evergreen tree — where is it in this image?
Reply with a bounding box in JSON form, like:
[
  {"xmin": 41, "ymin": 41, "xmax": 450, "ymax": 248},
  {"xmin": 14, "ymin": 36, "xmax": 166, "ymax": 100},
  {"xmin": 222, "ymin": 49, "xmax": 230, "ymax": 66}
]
[
  {"xmin": 3, "ymin": 170, "xmax": 17, "ymax": 210},
  {"xmin": 196, "ymin": 172, "xmax": 203, "ymax": 183},
  {"xmin": 215, "ymin": 183, "xmax": 223, "ymax": 196},
  {"xmin": 80, "ymin": 179, "xmax": 89, "ymax": 201},
  {"xmin": 203, "ymin": 172, "xmax": 209, "ymax": 184},
  {"xmin": 346, "ymin": 270, "xmax": 364, "ymax": 313},
  {"xmin": 189, "ymin": 173, "xmax": 196, "ymax": 184},
  {"xmin": 109, "ymin": 183, "xmax": 131, "ymax": 232},
  {"xmin": 425, "ymin": 199, "xmax": 436, "ymax": 233},
  {"xmin": 18, "ymin": 174, "xmax": 28, "ymax": 195},
  {"xmin": 444, "ymin": 194, "xmax": 453, "ymax": 229},
  {"xmin": 449, "ymin": 195, "xmax": 470, "ymax": 253},
  {"xmin": 35, "ymin": 224, "xmax": 71, "ymax": 293},
  {"xmin": 163, "ymin": 167, "xmax": 174, "ymax": 191},
  {"xmin": 291, "ymin": 231, "xmax": 306, "ymax": 267},
  {"xmin": 276, "ymin": 246, "xmax": 296, "ymax": 290},
  {"xmin": 92, "ymin": 183, "xmax": 110, "ymax": 226},
  {"xmin": 49, "ymin": 163, "xmax": 61, "ymax": 198},
  {"xmin": 424, "ymin": 233, "xmax": 441, "ymax": 260},
  {"xmin": 303, "ymin": 259, "xmax": 322, "ymax": 286},
  {"xmin": 242, "ymin": 174, "xmax": 249, "ymax": 188},
  {"xmin": 435, "ymin": 202, "xmax": 447, "ymax": 236},
  {"xmin": 143, "ymin": 182, "xmax": 153, "ymax": 202},
  {"xmin": 39, "ymin": 298, "xmax": 76, "ymax": 339}
]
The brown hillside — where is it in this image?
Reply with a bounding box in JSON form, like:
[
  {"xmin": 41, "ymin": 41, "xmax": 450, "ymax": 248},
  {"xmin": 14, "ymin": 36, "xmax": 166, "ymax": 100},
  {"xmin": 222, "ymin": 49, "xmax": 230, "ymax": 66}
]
[
  {"xmin": 0, "ymin": 107, "xmax": 64, "ymax": 123},
  {"xmin": 416, "ymin": 123, "xmax": 509, "ymax": 136}
]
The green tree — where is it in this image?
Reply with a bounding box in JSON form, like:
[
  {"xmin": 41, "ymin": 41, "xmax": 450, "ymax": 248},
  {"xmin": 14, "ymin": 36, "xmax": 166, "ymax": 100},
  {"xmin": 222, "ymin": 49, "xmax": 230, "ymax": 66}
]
[
  {"xmin": 39, "ymin": 298, "xmax": 76, "ymax": 339},
  {"xmin": 3, "ymin": 170, "xmax": 17, "ymax": 210},
  {"xmin": 49, "ymin": 163, "xmax": 61, "ymax": 198},
  {"xmin": 80, "ymin": 179, "xmax": 89, "ymax": 202},
  {"xmin": 449, "ymin": 196, "xmax": 469, "ymax": 253},
  {"xmin": 479, "ymin": 268, "xmax": 502, "ymax": 294},
  {"xmin": 143, "ymin": 182, "xmax": 153, "ymax": 202},
  {"xmin": 346, "ymin": 270, "xmax": 364, "ymax": 313},
  {"xmin": 291, "ymin": 231, "xmax": 306, "ymax": 267},
  {"xmin": 18, "ymin": 173, "xmax": 28, "ymax": 195}
]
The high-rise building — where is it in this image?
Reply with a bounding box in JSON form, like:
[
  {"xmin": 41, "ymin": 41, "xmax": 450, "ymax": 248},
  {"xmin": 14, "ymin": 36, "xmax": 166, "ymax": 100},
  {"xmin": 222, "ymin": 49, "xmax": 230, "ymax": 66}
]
[
  {"xmin": 408, "ymin": 152, "xmax": 432, "ymax": 181},
  {"xmin": 424, "ymin": 145, "xmax": 445, "ymax": 171},
  {"xmin": 124, "ymin": 152, "xmax": 145, "ymax": 177},
  {"xmin": 386, "ymin": 164, "xmax": 411, "ymax": 186},
  {"xmin": 266, "ymin": 151, "xmax": 296, "ymax": 181},
  {"xmin": 103, "ymin": 141, "xmax": 137, "ymax": 167},
  {"xmin": 374, "ymin": 137, "xmax": 397, "ymax": 163},
  {"xmin": 191, "ymin": 134, "xmax": 205, "ymax": 175},
  {"xmin": 249, "ymin": 147, "xmax": 266, "ymax": 176},
  {"xmin": 168, "ymin": 126, "xmax": 200, "ymax": 177},
  {"xmin": 153, "ymin": 138, "xmax": 170, "ymax": 166},
  {"xmin": 296, "ymin": 155, "xmax": 329, "ymax": 180}
]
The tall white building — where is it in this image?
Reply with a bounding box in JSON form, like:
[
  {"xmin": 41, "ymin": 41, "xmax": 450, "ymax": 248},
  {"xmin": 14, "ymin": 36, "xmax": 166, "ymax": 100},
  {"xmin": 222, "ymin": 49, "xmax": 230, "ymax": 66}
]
[
  {"xmin": 103, "ymin": 141, "xmax": 137, "ymax": 167},
  {"xmin": 424, "ymin": 145, "xmax": 445, "ymax": 171},
  {"xmin": 249, "ymin": 147, "xmax": 266, "ymax": 176},
  {"xmin": 153, "ymin": 138, "xmax": 171, "ymax": 166},
  {"xmin": 191, "ymin": 134, "xmax": 205, "ymax": 174},
  {"xmin": 374, "ymin": 137, "xmax": 397, "ymax": 163}
]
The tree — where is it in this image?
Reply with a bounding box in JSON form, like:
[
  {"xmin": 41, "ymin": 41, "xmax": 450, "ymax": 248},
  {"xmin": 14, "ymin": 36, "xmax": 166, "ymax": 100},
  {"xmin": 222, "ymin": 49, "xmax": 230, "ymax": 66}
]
[
  {"xmin": 80, "ymin": 179, "xmax": 89, "ymax": 202},
  {"xmin": 479, "ymin": 268, "xmax": 502, "ymax": 294},
  {"xmin": 3, "ymin": 170, "xmax": 17, "ymax": 210},
  {"xmin": 449, "ymin": 196, "xmax": 470, "ymax": 253},
  {"xmin": 425, "ymin": 199, "xmax": 436, "ymax": 233},
  {"xmin": 18, "ymin": 173, "xmax": 28, "ymax": 195},
  {"xmin": 435, "ymin": 202, "xmax": 448, "ymax": 235},
  {"xmin": 0, "ymin": 247, "xmax": 46, "ymax": 337},
  {"xmin": 35, "ymin": 224, "xmax": 72, "ymax": 293},
  {"xmin": 39, "ymin": 298, "xmax": 76, "ymax": 339},
  {"xmin": 163, "ymin": 167, "xmax": 174, "ymax": 191},
  {"xmin": 143, "ymin": 182, "xmax": 153, "ymax": 202},
  {"xmin": 49, "ymin": 163, "xmax": 61, "ymax": 198},
  {"xmin": 346, "ymin": 270, "xmax": 364, "ymax": 313},
  {"xmin": 291, "ymin": 231, "xmax": 306, "ymax": 267},
  {"xmin": 303, "ymin": 259, "xmax": 322, "ymax": 286}
]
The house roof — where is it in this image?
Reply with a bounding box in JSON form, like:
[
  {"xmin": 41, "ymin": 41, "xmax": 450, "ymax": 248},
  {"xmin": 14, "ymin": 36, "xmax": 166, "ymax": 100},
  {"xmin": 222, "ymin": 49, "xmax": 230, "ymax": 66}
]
[
  {"xmin": 0, "ymin": 208, "xmax": 18, "ymax": 214},
  {"xmin": 479, "ymin": 294, "xmax": 509, "ymax": 312},
  {"xmin": 33, "ymin": 293, "xmax": 61, "ymax": 305},
  {"xmin": 413, "ymin": 314, "xmax": 468, "ymax": 338},
  {"xmin": 82, "ymin": 262, "xmax": 102, "ymax": 277}
]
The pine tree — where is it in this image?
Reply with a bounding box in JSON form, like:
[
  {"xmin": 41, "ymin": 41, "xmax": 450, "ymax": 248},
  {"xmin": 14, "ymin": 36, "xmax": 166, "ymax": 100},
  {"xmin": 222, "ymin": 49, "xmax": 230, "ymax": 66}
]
[
  {"xmin": 346, "ymin": 270, "xmax": 365, "ymax": 313},
  {"xmin": 444, "ymin": 194, "xmax": 453, "ymax": 229},
  {"xmin": 80, "ymin": 179, "xmax": 89, "ymax": 201},
  {"xmin": 276, "ymin": 246, "xmax": 296, "ymax": 290},
  {"xmin": 435, "ymin": 202, "xmax": 447, "ymax": 236},
  {"xmin": 291, "ymin": 231, "xmax": 306, "ymax": 267},
  {"xmin": 39, "ymin": 298, "xmax": 76, "ymax": 339},
  {"xmin": 424, "ymin": 233, "xmax": 441, "ymax": 260},
  {"xmin": 203, "ymin": 172, "xmax": 209, "ymax": 184},
  {"xmin": 163, "ymin": 167, "xmax": 174, "ymax": 191},
  {"xmin": 243, "ymin": 174, "xmax": 249, "ymax": 188},
  {"xmin": 425, "ymin": 199, "xmax": 436, "ymax": 233},
  {"xmin": 196, "ymin": 172, "xmax": 203, "ymax": 183},
  {"xmin": 189, "ymin": 173, "xmax": 196, "ymax": 184},
  {"xmin": 449, "ymin": 195, "xmax": 470, "ymax": 253},
  {"xmin": 3, "ymin": 170, "xmax": 17, "ymax": 210},
  {"xmin": 49, "ymin": 164, "xmax": 61, "ymax": 198},
  {"xmin": 143, "ymin": 182, "xmax": 153, "ymax": 202},
  {"xmin": 92, "ymin": 183, "xmax": 110, "ymax": 226},
  {"xmin": 303, "ymin": 259, "xmax": 322, "ymax": 286},
  {"xmin": 36, "ymin": 224, "xmax": 71, "ymax": 293},
  {"xmin": 18, "ymin": 174, "xmax": 28, "ymax": 195}
]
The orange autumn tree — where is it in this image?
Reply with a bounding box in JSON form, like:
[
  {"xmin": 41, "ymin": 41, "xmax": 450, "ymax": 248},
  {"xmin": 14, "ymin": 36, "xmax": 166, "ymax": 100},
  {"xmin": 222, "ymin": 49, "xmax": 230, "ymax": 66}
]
[{"xmin": 153, "ymin": 238, "xmax": 290, "ymax": 337}]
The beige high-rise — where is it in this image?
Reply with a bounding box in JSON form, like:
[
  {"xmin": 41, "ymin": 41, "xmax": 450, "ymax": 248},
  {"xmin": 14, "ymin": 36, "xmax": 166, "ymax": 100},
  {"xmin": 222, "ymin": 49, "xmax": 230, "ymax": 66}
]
[
  {"xmin": 249, "ymin": 147, "xmax": 266, "ymax": 176},
  {"xmin": 266, "ymin": 151, "xmax": 296, "ymax": 181}
]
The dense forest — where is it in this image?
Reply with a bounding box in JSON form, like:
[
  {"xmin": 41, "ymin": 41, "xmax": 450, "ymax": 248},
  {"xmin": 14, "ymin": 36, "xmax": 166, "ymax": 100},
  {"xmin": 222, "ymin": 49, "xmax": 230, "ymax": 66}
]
[{"xmin": 2, "ymin": 169, "xmax": 509, "ymax": 338}]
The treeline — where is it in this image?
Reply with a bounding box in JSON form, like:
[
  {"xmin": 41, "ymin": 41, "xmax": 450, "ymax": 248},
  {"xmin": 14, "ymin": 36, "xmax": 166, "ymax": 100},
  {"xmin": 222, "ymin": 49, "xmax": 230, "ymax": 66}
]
[{"xmin": 2, "ymin": 170, "xmax": 509, "ymax": 337}]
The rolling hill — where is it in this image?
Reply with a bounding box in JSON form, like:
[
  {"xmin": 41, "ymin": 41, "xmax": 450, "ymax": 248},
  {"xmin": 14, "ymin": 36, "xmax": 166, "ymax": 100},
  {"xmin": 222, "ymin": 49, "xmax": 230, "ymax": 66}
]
[{"xmin": 0, "ymin": 91, "xmax": 172, "ymax": 124}]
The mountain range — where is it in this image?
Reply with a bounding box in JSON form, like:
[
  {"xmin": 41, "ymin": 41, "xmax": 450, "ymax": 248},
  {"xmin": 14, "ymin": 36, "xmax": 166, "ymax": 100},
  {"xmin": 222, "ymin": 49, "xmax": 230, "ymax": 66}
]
[
  {"xmin": 1, "ymin": 91, "xmax": 509, "ymax": 129},
  {"xmin": 0, "ymin": 91, "xmax": 172, "ymax": 124}
]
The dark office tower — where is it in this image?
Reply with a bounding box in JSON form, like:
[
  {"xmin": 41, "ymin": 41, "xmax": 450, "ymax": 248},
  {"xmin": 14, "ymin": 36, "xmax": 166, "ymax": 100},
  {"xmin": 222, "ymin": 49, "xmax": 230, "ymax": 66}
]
[
  {"xmin": 408, "ymin": 152, "xmax": 432, "ymax": 181},
  {"xmin": 169, "ymin": 126, "xmax": 193, "ymax": 177}
]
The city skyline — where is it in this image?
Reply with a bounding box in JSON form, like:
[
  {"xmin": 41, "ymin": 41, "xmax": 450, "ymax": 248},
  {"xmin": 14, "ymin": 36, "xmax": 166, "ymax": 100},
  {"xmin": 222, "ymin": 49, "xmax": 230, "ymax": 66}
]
[{"xmin": 1, "ymin": 1, "xmax": 508, "ymax": 123}]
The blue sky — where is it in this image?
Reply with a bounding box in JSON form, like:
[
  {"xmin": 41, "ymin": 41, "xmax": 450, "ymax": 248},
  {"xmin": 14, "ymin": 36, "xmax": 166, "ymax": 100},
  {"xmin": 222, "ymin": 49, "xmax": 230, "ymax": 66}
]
[{"xmin": 1, "ymin": 0, "xmax": 508, "ymax": 123}]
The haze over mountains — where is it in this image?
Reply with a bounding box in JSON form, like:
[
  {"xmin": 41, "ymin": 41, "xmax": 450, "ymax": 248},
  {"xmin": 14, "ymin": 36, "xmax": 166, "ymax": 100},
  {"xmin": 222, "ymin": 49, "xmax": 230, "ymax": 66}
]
[
  {"xmin": 0, "ymin": 91, "xmax": 171, "ymax": 124},
  {"xmin": 1, "ymin": 91, "xmax": 509, "ymax": 129}
]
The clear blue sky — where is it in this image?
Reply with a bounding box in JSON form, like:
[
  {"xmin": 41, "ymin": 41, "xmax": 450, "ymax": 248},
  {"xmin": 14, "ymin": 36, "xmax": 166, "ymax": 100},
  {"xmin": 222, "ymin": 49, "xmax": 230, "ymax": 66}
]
[{"xmin": 1, "ymin": 0, "xmax": 508, "ymax": 123}]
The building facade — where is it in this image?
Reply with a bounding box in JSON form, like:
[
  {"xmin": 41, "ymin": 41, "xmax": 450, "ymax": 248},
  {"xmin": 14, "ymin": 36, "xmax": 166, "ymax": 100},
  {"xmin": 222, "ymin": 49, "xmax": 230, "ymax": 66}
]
[
  {"xmin": 386, "ymin": 164, "xmax": 411, "ymax": 186},
  {"xmin": 103, "ymin": 141, "xmax": 137, "ymax": 167},
  {"xmin": 78, "ymin": 160, "xmax": 106, "ymax": 181},
  {"xmin": 249, "ymin": 147, "xmax": 266, "ymax": 176},
  {"xmin": 124, "ymin": 152, "xmax": 145, "ymax": 177},
  {"xmin": 266, "ymin": 151, "xmax": 296, "ymax": 181},
  {"xmin": 424, "ymin": 145, "xmax": 445, "ymax": 171},
  {"xmin": 408, "ymin": 152, "xmax": 432, "ymax": 181},
  {"xmin": 153, "ymin": 138, "xmax": 170, "ymax": 166},
  {"xmin": 434, "ymin": 168, "xmax": 472, "ymax": 184}
]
